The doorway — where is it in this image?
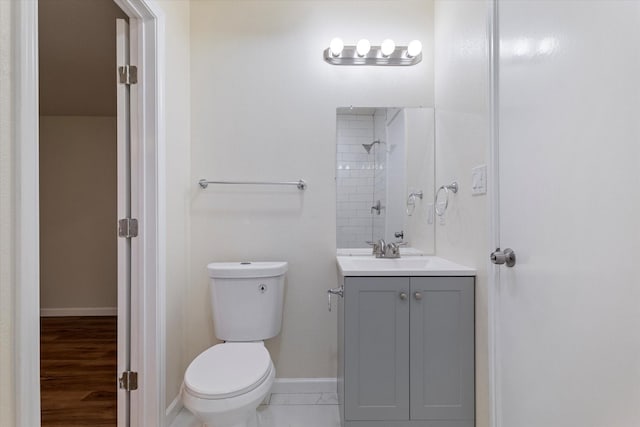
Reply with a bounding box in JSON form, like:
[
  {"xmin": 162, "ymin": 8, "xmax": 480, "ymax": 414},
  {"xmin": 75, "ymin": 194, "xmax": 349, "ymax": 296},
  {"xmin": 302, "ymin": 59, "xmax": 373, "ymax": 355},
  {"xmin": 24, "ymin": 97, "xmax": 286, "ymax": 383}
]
[
  {"xmin": 14, "ymin": 0, "xmax": 163, "ymax": 424},
  {"xmin": 38, "ymin": 0, "xmax": 127, "ymax": 425}
]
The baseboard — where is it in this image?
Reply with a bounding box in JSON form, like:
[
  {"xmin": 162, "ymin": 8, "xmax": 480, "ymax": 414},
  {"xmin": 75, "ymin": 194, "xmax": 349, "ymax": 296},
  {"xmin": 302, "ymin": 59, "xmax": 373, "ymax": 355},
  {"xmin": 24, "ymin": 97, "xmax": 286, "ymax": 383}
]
[
  {"xmin": 40, "ymin": 307, "xmax": 117, "ymax": 317},
  {"xmin": 166, "ymin": 394, "xmax": 183, "ymax": 426},
  {"xmin": 271, "ymin": 378, "xmax": 337, "ymax": 394}
]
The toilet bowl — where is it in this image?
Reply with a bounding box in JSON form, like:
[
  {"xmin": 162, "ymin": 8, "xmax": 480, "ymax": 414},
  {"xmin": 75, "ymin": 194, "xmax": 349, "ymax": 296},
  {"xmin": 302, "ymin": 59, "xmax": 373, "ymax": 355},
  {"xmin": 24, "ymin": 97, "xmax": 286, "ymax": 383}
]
[
  {"xmin": 182, "ymin": 343, "xmax": 274, "ymax": 427},
  {"xmin": 182, "ymin": 261, "xmax": 287, "ymax": 427}
]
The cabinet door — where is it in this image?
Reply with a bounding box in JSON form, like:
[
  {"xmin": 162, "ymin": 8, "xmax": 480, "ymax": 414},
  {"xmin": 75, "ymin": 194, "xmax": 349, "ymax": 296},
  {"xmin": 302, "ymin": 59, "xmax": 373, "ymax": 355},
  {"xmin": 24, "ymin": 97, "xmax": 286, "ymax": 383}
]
[
  {"xmin": 344, "ymin": 277, "xmax": 410, "ymax": 421},
  {"xmin": 410, "ymin": 277, "xmax": 475, "ymax": 421}
]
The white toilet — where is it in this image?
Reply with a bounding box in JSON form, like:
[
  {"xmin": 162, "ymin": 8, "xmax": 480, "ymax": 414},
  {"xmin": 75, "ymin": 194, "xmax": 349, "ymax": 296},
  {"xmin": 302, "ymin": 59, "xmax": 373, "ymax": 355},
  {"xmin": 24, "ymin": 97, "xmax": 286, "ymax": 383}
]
[{"xmin": 182, "ymin": 261, "xmax": 287, "ymax": 427}]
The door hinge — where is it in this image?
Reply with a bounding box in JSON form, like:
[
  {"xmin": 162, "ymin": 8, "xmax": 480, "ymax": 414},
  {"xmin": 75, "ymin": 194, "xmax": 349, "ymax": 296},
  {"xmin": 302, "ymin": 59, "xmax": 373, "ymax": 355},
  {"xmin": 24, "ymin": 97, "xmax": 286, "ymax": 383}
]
[
  {"xmin": 118, "ymin": 65, "xmax": 138, "ymax": 85},
  {"xmin": 118, "ymin": 218, "xmax": 138, "ymax": 238},
  {"xmin": 119, "ymin": 371, "xmax": 138, "ymax": 391}
]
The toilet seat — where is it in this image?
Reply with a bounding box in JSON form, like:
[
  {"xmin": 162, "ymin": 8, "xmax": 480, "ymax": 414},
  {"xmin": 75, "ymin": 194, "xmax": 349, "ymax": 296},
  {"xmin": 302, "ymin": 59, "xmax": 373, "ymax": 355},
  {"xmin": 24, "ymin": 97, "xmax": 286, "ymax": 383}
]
[{"xmin": 184, "ymin": 342, "xmax": 272, "ymax": 400}]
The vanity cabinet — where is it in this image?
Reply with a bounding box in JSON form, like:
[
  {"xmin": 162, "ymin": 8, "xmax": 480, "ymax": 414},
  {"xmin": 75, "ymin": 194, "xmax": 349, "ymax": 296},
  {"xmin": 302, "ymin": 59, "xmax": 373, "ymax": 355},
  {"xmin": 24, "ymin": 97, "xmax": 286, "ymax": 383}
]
[{"xmin": 339, "ymin": 276, "xmax": 475, "ymax": 427}]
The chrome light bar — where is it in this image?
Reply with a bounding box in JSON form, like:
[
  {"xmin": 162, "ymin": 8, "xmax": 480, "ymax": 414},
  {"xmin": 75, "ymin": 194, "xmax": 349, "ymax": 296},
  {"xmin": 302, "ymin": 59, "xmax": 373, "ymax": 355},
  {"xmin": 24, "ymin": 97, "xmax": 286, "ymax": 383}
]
[{"xmin": 323, "ymin": 45, "xmax": 422, "ymax": 66}]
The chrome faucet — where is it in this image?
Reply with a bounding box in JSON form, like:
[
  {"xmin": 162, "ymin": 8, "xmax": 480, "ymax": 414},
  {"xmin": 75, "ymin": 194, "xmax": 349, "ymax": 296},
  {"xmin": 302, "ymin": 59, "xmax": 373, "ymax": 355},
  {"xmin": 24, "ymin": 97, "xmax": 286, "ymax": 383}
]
[
  {"xmin": 367, "ymin": 239, "xmax": 386, "ymax": 257},
  {"xmin": 384, "ymin": 241, "xmax": 408, "ymax": 258},
  {"xmin": 367, "ymin": 239, "xmax": 407, "ymax": 258}
]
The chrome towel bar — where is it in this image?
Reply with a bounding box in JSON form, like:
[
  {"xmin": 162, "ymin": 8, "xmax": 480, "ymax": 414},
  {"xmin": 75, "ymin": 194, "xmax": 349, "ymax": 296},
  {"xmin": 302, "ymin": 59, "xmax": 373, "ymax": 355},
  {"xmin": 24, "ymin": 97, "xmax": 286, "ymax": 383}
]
[{"xmin": 198, "ymin": 179, "xmax": 307, "ymax": 190}]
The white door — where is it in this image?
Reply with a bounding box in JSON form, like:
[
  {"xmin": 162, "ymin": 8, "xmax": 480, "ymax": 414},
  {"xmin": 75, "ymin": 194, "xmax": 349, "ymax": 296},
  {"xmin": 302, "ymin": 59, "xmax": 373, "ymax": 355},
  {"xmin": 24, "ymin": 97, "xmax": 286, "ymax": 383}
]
[
  {"xmin": 116, "ymin": 18, "xmax": 133, "ymax": 427},
  {"xmin": 494, "ymin": 1, "xmax": 640, "ymax": 426}
]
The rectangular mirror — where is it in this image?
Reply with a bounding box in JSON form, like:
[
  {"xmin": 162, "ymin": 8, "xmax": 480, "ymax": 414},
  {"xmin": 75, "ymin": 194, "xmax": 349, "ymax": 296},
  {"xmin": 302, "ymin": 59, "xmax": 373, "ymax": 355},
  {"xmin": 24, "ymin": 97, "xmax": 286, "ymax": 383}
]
[{"xmin": 336, "ymin": 107, "xmax": 435, "ymax": 254}]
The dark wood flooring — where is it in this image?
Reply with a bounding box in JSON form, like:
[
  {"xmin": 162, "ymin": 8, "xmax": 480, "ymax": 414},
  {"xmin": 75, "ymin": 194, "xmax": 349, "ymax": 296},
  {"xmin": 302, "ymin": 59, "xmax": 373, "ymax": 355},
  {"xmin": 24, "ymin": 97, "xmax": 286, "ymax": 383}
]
[{"xmin": 40, "ymin": 316, "xmax": 117, "ymax": 427}]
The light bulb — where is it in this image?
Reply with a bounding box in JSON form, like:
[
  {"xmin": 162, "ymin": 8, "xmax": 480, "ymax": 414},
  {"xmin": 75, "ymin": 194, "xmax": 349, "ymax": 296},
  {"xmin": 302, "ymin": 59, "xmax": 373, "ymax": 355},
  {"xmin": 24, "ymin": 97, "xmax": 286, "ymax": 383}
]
[
  {"xmin": 380, "ymin": 39, "xmax": 396, "ymax": 57},
  {"xmin": 356, "ymin": 39, "xmax": 371, "ymax": 57},
  {"xmin": 407, "ymin": 40, "xmax": 422, "ymax": 58},
  {"xmin": 329, "ymin": 37, "xmax": 344, "ymax": 57}
]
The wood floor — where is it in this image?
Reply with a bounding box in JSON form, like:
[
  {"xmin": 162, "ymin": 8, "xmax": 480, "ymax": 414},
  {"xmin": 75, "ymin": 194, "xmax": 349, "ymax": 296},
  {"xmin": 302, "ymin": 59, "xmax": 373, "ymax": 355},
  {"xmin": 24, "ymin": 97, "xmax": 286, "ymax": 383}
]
[{"xmin": 40, "ymin": 316, "xmax": 117, "ymax": 427}]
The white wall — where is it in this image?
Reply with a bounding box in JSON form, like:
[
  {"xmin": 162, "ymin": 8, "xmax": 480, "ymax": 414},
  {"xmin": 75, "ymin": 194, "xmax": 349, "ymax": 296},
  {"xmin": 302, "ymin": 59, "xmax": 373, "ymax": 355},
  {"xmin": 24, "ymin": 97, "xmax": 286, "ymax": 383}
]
[
  {"xmin": 405, "ymin": 107, "xmax": 435, "ymax": 253},
  {"xmin": 39, "ymin": 116, "xmax": 118, "ymax": 313},
  {"xmin": 38, "ymin": 0, "xmax": 127, "ymax": 116},
  {"xmin": 189, "ymin": 0, "xmax": 434, "ymax": 379},
  {"xmin": 434, "ymin": 1, "xmax": 491, "ymax": 426},
  {"xmin": 154, "ymin": 0, "xmax": 192, "ymax": 412},
  {"xmin": 37, "ymin": 0, "xmax": 122, "ymax": 313},
  {"xmin": 0, "ymin": 0, "xmax": 15, "ymax": 424}
]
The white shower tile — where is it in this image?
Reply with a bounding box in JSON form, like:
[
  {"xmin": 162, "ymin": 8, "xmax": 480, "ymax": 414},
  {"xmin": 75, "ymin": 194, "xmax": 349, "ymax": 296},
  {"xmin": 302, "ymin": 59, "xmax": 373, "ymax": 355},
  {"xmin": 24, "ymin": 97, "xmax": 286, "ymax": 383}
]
[{"xmin": 338, "ymin": 127, "xmax": 373, "ymax": 138}]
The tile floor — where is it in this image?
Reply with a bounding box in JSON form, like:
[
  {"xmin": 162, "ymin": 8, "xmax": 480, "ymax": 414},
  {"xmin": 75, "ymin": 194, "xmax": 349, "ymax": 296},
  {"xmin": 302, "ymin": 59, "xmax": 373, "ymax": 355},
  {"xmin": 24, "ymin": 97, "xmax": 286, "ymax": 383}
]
[{"xmin": 171, "ymin": 393, "xmax": 341, "ymax": 427}]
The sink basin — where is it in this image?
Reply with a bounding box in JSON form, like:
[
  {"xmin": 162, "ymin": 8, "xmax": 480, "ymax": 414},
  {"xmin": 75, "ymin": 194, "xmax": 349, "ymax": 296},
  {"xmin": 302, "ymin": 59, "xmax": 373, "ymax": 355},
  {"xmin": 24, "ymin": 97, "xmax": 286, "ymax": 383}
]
[{"xmin": 337, "ymin": 255, "xmax": 475, "ymax": 277}]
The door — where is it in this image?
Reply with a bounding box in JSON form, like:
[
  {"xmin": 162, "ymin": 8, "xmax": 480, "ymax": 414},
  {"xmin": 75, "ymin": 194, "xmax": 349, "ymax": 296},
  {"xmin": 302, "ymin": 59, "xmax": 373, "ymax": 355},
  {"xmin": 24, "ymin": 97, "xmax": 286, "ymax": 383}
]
[
  {"xmin": 344, "ymin": 277, "xmax": 410, "ymax": 421},
  {"xmin": 495, "ymin": 1, "xmax": 640, "ymax": 426},
  {"xmin": 410, "ymin": 277, "xmax": 474, "ymax": 422},
  {"xmin": 116, "ymin": 18, "xmax": 133, "ymax": 427}
]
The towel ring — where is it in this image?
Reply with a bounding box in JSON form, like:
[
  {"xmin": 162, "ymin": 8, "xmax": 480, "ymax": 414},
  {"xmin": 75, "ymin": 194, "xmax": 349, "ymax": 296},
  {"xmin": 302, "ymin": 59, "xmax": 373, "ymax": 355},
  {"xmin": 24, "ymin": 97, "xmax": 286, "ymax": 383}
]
[
  {"xmin": 406, "ymin": 191, "xmax": 423, "ymax": 216},
  {"xmin": 434, "ymin": 181, "xmax": 458, "ymax": 216}
]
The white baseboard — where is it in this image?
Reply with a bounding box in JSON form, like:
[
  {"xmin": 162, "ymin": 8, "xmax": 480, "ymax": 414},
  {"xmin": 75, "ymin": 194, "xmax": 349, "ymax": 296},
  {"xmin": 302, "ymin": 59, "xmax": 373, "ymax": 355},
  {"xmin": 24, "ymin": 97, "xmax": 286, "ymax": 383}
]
[
  {"xmin": 166, "ymin": 394, "xmax": 183, "ymax": 426},
  {"xmin": 40, "ymin": 307, "xmax": 117, "ymax": 317},
  {"xmin": 271, "ymin": 378, "xmax": 337, "ymax": 394}
]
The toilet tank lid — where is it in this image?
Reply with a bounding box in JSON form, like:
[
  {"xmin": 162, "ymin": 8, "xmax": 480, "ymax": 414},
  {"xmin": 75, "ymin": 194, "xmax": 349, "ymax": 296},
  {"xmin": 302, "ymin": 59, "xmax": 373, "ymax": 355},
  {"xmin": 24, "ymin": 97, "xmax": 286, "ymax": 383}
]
[{"xmin": 207, "ymin": 261, "xmax": 288, "ymax": 278}]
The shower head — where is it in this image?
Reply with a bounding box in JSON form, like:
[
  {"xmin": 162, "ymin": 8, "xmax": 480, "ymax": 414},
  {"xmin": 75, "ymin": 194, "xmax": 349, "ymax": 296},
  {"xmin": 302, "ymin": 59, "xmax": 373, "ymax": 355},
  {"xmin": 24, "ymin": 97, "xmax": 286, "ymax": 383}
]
[{"xmin": 362, "ymin": 140, "xmax": 381, "ymax": 154}]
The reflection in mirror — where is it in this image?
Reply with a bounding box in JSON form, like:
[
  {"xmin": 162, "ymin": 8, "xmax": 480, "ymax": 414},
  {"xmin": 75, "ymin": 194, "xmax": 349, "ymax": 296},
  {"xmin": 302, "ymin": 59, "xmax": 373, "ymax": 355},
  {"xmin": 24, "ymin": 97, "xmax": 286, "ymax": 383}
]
[{"xmin": 336, "ymin": 107, "xmax": 435, "ymax": 254}]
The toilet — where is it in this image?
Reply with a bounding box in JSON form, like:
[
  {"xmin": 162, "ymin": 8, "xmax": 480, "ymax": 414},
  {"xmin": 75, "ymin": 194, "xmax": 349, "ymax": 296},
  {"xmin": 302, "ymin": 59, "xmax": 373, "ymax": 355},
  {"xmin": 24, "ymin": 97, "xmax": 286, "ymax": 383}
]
[{"xmin": 182, "ymin": 261, "xmax": 287, "ymax": 427}]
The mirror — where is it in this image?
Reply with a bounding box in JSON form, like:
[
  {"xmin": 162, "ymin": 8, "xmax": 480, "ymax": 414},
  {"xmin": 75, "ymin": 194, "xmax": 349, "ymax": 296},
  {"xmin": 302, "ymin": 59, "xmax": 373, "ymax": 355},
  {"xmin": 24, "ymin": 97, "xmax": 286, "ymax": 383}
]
[{"xmin": 336, "ymin": 107, "xmax": 435, "ymax": 254}]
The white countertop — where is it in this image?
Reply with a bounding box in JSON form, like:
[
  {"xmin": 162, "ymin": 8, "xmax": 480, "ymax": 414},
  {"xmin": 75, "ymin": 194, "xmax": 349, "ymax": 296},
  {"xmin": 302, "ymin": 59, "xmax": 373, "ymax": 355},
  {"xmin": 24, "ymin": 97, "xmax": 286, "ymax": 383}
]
[{"xmin": 336, "ymin": 252, "xmax": 476, "ymax": 277}]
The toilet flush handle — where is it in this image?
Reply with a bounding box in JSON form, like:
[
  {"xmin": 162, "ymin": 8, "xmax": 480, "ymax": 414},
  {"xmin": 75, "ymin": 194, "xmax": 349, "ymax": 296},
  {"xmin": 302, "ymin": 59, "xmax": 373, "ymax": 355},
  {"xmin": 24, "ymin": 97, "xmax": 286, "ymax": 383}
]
[{"xmin": 327, "ymin": 286, "xmax": 344, "ymax": 312}]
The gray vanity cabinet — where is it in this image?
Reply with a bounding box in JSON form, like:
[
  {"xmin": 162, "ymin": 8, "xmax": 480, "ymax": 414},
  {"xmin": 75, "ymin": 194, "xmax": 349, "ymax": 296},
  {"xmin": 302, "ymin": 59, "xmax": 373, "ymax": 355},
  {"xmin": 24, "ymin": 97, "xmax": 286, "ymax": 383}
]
[
  {"xmin": 340, "ymin": 276, "xmax": 475, "ymax": 427},
  {"xmin": 409, "ymin": 277, "xmax": 475, "ymax": 422},
  {"xmin": 344, "ymin": 277, "xmax": 410, "ymax": 421}
]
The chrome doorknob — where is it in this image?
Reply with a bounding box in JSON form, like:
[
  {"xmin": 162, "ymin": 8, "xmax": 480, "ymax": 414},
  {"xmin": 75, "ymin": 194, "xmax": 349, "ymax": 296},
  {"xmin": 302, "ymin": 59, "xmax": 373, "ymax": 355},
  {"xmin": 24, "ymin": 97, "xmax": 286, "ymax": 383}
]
[
  {"xmin": 490, "ymin": 247, "xmax": 516, "ymax": 267},
  {"xmin": 399, "ymin": 292, "xmax": 408, "ymax": 300},
  {"xmin": 414, "ymin": 292, "xmax": 422, "ymax": 301}
]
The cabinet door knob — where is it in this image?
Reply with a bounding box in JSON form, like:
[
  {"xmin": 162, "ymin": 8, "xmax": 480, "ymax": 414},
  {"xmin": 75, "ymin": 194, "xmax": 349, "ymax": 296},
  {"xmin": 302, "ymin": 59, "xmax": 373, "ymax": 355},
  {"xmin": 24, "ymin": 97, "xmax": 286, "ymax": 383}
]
[
  {"xmin": 399, "ymin": 292, "xmax": 408, "ymax": 300},
  {"xmin": 414, "ymin": 292, "xmax": 422, "ymax": 301}
]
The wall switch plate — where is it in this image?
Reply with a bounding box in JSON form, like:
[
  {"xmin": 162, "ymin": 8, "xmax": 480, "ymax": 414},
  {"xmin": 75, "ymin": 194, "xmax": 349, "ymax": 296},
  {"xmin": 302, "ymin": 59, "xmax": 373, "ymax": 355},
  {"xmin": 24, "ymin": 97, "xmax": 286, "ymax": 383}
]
[{"xmin": 471, "ymin": 164, "xmax": 487, "ymax": 195}]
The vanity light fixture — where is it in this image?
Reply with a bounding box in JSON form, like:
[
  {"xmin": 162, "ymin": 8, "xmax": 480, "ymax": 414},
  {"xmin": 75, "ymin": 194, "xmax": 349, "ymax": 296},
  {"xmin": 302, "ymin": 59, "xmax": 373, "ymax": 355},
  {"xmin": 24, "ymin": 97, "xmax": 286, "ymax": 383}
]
[{"xmin": 323, "ymin": 38, "xmax": 423, "ymax": 66}]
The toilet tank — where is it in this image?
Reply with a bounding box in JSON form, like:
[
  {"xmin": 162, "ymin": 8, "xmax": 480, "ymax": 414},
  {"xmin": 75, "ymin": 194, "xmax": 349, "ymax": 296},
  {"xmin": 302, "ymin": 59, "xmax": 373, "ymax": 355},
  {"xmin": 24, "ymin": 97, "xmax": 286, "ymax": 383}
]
[{"xmin": 207, "ymin": 261, "xmax": 287, "ymax": 341}]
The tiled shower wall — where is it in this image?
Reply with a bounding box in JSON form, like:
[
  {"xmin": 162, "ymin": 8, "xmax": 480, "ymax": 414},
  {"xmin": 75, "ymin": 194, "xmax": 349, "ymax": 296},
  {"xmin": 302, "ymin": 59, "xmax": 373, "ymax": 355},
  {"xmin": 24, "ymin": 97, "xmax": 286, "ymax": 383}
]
[
  {"xmin": 372, "ymin": 109, "xmax": 387, "ymax": 242},
  {"xmin": 336, "ymin": 112, "xmax": 386, "ymax": 248}
]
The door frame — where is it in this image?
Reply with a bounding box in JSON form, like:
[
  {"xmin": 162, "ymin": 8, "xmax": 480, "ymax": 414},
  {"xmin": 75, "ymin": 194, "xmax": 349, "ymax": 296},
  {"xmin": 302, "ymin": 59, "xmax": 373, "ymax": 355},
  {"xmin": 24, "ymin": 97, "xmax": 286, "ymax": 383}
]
[
  {"xmin": 487, "ymin": 0, "xmax": 502, "ymax": 427},
  {"xmin": 13, "ymin": 0, "xmax": 166, "ymax": 425}
]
